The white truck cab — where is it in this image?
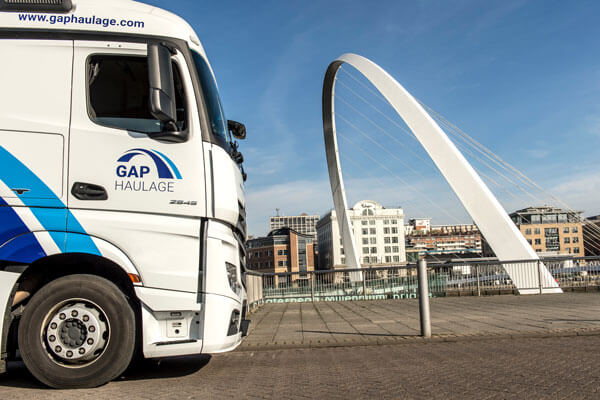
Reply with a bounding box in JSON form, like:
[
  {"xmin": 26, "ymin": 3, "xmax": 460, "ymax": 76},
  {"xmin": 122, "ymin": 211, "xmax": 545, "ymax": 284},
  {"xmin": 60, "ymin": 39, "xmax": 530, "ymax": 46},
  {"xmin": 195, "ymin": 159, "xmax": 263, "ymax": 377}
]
[{"xmin": 0, "ymin": 0, "xmax": 249, "ymax": 388}]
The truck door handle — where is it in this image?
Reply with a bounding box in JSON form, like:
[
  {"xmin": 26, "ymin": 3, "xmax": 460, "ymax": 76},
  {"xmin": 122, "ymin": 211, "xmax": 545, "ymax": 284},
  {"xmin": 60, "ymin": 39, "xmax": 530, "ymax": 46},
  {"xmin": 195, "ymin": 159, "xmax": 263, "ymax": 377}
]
[{"xmin": 71, "ymin": 182, "xmax": 108, "ymax": 200}]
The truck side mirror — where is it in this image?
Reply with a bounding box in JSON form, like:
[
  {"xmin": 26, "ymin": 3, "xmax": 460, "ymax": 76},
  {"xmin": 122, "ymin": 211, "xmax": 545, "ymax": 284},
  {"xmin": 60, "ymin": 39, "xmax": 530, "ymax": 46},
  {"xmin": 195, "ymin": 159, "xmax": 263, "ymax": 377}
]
[
  {"xmin": 148, "ymin": 43, "xmax": 177, "ymax": 129},
  {"xmin": 228, "ymin": 120, "xmax": 246, "ymax": 140}
]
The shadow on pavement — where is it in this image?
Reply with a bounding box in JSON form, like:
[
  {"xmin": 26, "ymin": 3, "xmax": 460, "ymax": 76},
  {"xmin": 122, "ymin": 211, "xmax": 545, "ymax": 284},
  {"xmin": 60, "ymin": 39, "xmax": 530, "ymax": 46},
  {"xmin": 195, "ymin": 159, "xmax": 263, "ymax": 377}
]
[
  {"xmin": 120, "ymin": 355, "xmax": 212, "ymax": 381},
  {"xmin": 0, "ymin": 361, "xmax": 44, "ymax": 389},
  {"xmin": 0, "ymin": 355, "xmax": 212, "ymax": 389}
]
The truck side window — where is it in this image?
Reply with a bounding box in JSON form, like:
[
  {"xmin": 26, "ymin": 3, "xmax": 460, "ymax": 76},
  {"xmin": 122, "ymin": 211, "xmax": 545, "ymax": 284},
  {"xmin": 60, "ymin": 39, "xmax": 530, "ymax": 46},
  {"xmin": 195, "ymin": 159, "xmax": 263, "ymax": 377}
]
[{"xmin": 88, "ymin": 55, "xmax": 187, "ymax": 134}]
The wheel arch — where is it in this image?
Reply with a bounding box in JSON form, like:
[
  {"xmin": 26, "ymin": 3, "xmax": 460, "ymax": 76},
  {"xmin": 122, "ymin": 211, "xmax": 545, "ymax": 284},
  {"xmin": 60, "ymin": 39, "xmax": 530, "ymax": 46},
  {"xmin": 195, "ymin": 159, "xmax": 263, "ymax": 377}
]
[{"xmin": 3, "ymin": 241, "xmax": 143, "ymax": 363}]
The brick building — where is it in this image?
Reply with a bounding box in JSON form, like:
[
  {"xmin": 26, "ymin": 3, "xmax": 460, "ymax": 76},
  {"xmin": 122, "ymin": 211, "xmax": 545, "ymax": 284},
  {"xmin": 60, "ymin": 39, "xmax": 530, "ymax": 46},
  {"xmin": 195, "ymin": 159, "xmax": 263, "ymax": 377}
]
[
  {"xmin": 404, "ymin": 219, "xmax": 482, "ymax": 262},
  {"xmin": 509, "ymin": 206, "xmax": 584, "ymax": 256},
  {"xmin": 246, "ymin": 227, "xmax": 316, "ymax": 286}
]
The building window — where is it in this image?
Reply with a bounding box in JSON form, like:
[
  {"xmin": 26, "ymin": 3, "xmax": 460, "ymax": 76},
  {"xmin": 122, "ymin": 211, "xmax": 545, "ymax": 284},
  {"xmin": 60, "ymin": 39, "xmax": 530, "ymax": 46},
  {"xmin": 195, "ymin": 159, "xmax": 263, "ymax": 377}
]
[
  {"xmin": 564, "ymin": 237, "xmax": 570, "ymax": 244},
  {"xmin": 384, "ymin": 237, "xmax": 391, "ymax": 244},
  {"xmin": 393, "ymin": 256, "xmax": 400, "ymax": 262},
  {"xmin": 385, "ymin": 256, "xmax": 391, "ymax": 263},
  {"xmin": 573, "ymin": 237, "xmax": 579, "ymax": 243},
  {"xmin": 341, "ymin": 248, "xmax": 345, "ymax": 255},
  {"xmin": 362, "ymin": 238, "xmax": 369, "ymax": 245},
  {"xmin": 341, "ymin": 257, "xmax": 346, "ymax": 264},
  {"xmin": 385, "ymin": 246, "xmax": 391, "ymax": 253},
  {"xmin": 370, "ymin": 247, "xmax": 377, "ymax": 253},
  {"xmin": 369, "ymin": 220, "xmax": 375, "ymax": 225},
  {"xmin": 534, "ymin": 228, "xmax": 540, "ymax": 235},
  {"xmin": 384, "ymin": 227, "xmax": 390, "ymax": 234},
  {"xmin": 527, "ymin": 239, "xmax": 532, "ymax": 244},
  {"xmin": 362, "ymin": 247, "xmax": 369, "ymax": 254},
  {"xmin": 574, "ymin": 247, "xmax": 580, "ymax": 254},
  {"xmin": 384, "ymin": 220, "xmax": 389, "ymax": 225},
  {"xmin": 563, "ymin": 227, "xmax": 570, "ymax": 234},
  {"xmin": 572, "ymin": 227, "xmax": 578, "ymax": 233},
  {"xmin": 525, "ymin": 228, "xmax": 531, "ymax": 235},
  {"xmin": 392, "ymin": 237, "xmax": 399, "ymax": 243},
  {"xmin": 370, "ymin": 237, "xmax": 377, "ymax": 244},
  {"xmin": 535, "ymin": 238, "xmax": 541, "ymax": 245},
  {"xmin": 278, "ymin": 260, "xmax": 287, "ymax": 266},
  {"xmin": 392, "ymin": 246, "xmax": 399, "ymax": 253},
  {"xmin": 391, "ymin": 227, "xmax": 398, "ymax": 234},
  {"xmin": 362, "ymin": 220, "xmax": 368, "ymax": 226},
  {"xmin": 391, "ymin": 220, "xmax": 398, "ymax": 224},
  {"xmin": 362, "ymin": 228, "xmax": 368, "ymax": 235},
  {"xmin": 363, "ymin": 257, "xmax": 370, "ymax": 263},
  {"xmin": 370, "ymin": 257, "xmax": 378, "ymax": 263}
]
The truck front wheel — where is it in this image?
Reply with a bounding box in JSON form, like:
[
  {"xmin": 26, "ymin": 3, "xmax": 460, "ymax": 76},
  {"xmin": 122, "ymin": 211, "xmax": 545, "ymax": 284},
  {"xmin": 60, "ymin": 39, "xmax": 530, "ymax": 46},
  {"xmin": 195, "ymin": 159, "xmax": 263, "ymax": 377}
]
[{"xmin": 18, "ymin": 274, "xmax": 136, "ymax": 388}]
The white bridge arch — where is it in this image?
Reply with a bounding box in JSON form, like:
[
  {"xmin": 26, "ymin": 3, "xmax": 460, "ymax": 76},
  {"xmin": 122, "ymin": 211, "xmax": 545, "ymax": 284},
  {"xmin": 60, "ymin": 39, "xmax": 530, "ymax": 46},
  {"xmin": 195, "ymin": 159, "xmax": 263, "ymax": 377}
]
[{"xmin": 322, "ymin": 53, "xmax": 561, "ymax": 294}]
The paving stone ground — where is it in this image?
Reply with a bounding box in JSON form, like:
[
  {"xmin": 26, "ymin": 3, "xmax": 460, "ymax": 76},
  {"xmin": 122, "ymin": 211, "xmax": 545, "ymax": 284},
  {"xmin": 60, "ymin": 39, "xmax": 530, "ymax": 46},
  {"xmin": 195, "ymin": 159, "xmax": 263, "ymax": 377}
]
[
  {"xmin": 1, "ymin": 336, "xmax": 599, "ymax": 399},
  {"xmin": 1, "ymin": 293, "xmax": 599, "ymax": 398},
  {"xmin": 242, "ymin": 292, "xmax": 600, "ymax": 349}
]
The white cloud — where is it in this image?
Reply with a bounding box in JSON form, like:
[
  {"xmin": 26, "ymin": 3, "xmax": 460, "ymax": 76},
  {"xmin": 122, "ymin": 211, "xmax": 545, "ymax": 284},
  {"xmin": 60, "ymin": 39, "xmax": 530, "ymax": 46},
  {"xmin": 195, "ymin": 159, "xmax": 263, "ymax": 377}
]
[
  {"xmin": 245, "ymin": 174, "xmax": 473, "ymax": 237},
  {"xmin": 246, "ymin": 179, "xmax": 332, "ymax": 237},
  {"xmin": 548, "ymin": 171, "xmax": 600, "ymax": 217}
]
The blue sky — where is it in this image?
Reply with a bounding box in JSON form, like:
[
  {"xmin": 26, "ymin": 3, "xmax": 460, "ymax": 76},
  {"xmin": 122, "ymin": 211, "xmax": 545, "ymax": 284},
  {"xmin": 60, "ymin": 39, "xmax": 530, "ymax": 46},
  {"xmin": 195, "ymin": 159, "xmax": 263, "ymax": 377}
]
[{"xmin": 146, "ymin": 0, "xmax": 600, "ymax": 236}]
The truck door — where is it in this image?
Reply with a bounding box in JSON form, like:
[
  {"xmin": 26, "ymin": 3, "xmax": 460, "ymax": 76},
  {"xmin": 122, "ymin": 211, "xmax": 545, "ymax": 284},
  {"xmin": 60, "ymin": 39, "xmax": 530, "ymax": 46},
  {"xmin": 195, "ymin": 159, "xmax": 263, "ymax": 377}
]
[
  {"xmin": 0, "ymin": 39, "xmax": 72, "ymax": 261},
  {"xmin": 67, "ymin": 41, "xmax": 206, "ymax": 292}
]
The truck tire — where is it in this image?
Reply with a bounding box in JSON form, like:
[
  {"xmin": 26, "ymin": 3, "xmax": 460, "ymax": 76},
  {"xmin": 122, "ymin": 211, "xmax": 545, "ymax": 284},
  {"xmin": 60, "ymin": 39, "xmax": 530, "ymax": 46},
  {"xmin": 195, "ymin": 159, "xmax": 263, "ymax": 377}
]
[{"xmin": 18, "ymin": 274, "xmax": 136, "ymax": 388}]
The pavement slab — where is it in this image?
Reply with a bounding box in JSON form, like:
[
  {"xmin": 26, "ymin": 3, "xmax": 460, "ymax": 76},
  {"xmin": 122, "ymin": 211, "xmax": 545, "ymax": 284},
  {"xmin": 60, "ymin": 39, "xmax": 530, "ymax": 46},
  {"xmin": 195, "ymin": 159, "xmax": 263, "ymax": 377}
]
[
  {"xmin": 244, "ymin": 293, "xmax": 600, "ymax": 350},
  {"xmin": 2, "ymin": 336, "xmax": 599, "ymax": 399}
]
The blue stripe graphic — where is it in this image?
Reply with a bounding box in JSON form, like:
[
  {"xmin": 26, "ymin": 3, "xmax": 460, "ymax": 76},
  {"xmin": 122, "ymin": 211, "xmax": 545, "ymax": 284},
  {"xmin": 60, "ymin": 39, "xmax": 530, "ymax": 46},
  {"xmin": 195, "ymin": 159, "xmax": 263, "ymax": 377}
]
[
  {"xmin": 0, "ymin": 196, "xmax": 32, "ymax": 245},
  {"xmin": 153, "ymin": 149, "xmax": 182, "ymax": 179},
  {"xmin": 0, "ymin": 233, "xmax": 46, "ymax": 264},
  {"xmin": 117, "ymin": 152, "xmax": 143, "ymax": 162},
  {"xmin": 0, "ymin": 145, "xmax": 100, "ymax": 260},
  {"xmin": 125, "ymin": 148, "xmax": 174, "ymax": 179},
  {"xmin": 0, "ymin": 196, "xmax": 46, "ymax": 263}
]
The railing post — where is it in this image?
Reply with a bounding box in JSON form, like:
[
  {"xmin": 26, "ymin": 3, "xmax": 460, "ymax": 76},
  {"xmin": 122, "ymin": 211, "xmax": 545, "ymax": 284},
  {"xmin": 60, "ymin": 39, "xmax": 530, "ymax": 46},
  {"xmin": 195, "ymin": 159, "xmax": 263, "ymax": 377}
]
[
  {"xmin": 417, "ymin": 259, "xmax": 431, "ymax": 338},
  {"xmin": 362, "ymin": 270, "xmax": 367, "ymax": 300},
  {"xmin": 475, "ymin": 265, "xmax": 481, "ymax": 297},
  {"xmin": 537, "ymin": 259, "xmax": 543, "ymax": 295},
  {"xmin": 310, "ymin": 271, "xmax": 315, "ymax": 303}
]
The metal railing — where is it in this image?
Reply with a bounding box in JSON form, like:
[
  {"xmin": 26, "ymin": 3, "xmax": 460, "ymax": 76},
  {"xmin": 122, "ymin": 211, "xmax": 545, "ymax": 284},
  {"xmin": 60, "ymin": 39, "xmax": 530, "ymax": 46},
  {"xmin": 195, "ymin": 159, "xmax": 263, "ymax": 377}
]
[{"xmin": 244, "ymin": 256, "xmax": 600, "ymax": 307}]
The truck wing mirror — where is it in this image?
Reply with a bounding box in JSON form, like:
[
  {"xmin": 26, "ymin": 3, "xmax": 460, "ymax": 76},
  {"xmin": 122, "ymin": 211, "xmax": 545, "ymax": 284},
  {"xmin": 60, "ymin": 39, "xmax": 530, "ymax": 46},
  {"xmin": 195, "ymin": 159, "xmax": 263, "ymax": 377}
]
[
  {"xmin": 148, "ymin": 43, "xmax": 177, "ymax": 127},
  {"xmin": 228, "ymin": 120, "xmax": 246, "ymax": 140},
  {"xmin": 147, "ymin": 43, "xmax": 188, "ymax": 142}
]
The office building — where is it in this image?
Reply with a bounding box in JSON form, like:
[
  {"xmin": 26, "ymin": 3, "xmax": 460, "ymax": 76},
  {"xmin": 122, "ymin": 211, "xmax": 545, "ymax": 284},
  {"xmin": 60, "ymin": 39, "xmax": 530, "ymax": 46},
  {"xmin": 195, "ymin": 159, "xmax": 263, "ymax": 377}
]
[
  {"xmin": 316, "ymin": 200, "xmax": 406, "ymax": 270},
  {"xmin": 269, "ymin": 213, "xmax": 319, "ymax": 243},
  {"xmin": 508, "ymin": 206, "xmax": 584, "ymax": 256}
]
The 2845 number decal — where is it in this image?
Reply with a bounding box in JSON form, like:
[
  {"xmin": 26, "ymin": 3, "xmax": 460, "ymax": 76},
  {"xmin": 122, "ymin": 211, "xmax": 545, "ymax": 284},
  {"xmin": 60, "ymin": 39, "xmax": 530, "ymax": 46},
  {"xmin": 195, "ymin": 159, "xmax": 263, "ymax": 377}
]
[{"xmin": 170, "ymin": 200, "xmax": 197, "ymax": 206}]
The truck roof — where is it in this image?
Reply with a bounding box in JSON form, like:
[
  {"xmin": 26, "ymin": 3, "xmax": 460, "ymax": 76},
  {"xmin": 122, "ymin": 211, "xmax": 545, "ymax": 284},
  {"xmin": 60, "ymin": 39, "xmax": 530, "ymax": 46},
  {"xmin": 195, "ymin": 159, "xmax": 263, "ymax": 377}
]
[{"xmin": 0, "ymin": 0, "xmax": 206, "ymax": 57}]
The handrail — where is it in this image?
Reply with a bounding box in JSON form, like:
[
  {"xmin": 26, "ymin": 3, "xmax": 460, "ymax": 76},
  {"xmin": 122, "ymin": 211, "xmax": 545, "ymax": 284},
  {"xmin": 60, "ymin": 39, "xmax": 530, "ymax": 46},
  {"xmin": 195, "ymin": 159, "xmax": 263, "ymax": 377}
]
[{"xmin": 246, "ymin": 255, "xmax": 599, "ymax": 277}]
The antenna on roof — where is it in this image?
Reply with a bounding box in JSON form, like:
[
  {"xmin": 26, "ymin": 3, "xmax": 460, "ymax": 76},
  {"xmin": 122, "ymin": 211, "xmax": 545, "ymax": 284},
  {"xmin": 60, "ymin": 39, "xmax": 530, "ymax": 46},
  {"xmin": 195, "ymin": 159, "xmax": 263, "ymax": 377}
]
[{"xmin": 276, "ymin": 208, "xmax": 280, "ymax": 217}]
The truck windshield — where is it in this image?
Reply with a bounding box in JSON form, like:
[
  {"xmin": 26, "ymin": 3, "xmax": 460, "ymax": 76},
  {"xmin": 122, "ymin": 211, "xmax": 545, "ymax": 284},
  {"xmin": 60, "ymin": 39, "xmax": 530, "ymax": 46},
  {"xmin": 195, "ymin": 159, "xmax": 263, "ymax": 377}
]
[{"xmin": 191, "ymin": 50, "xmax": 230, "ymax": 147}]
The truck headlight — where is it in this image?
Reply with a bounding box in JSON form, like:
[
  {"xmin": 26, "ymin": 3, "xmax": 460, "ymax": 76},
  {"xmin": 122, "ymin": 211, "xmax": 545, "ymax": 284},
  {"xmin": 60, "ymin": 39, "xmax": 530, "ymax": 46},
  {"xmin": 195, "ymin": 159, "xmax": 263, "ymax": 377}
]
[{"xmin": 225, "ymin": 262, "xmax": 239, "ymax": 294}]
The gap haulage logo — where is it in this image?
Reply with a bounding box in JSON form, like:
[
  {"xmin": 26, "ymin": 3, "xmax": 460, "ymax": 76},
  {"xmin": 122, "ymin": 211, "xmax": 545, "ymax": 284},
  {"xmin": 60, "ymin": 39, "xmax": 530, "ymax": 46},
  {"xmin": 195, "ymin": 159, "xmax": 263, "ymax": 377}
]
[{"xmin": 115, "ymin": 149, "xmax": 182, "ymax": 193}]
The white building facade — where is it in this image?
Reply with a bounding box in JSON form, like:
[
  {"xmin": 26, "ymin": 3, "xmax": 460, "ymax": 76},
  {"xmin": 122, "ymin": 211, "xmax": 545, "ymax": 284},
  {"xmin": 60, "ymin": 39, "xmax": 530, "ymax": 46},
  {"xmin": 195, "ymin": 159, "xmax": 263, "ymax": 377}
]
[{"xmin": 316, "ymin": 200, "xmax": 406, "ymax": 270}]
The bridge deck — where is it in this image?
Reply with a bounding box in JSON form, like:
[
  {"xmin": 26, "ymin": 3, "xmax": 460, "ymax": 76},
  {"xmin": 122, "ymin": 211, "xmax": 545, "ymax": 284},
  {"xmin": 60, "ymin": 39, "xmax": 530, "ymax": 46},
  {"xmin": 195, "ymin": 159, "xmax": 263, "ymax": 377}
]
[{"xmin": 240, "ymin": 292, "xmax": 600, "ymax": 350}]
